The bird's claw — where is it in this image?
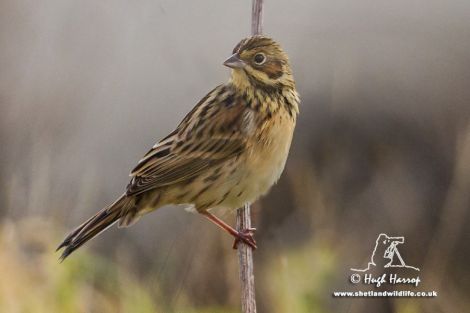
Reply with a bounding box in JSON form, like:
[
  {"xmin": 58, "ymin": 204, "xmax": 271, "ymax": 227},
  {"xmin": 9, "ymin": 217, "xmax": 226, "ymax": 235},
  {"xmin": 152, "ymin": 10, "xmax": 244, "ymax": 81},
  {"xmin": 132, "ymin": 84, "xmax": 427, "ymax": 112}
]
[{"xmin": 232, "ymin": 227, "xmax": 257, "ymax": 250}]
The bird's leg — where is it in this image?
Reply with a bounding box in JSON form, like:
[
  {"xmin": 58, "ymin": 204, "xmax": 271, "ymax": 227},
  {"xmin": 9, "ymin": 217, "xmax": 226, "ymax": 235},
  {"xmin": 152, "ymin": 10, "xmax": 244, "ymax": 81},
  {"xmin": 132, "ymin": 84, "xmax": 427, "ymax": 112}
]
[{"xmin": 200, "ymin": 211, "xmax": 257, "ymax": 250}]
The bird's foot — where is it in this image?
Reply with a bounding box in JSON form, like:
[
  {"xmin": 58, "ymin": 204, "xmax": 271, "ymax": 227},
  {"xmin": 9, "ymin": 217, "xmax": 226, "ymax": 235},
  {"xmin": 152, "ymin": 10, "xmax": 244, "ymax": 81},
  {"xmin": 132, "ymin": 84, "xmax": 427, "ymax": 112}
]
[{"xmin": 232, "ymin": 227, "xmax": 257, "ymax": 250}]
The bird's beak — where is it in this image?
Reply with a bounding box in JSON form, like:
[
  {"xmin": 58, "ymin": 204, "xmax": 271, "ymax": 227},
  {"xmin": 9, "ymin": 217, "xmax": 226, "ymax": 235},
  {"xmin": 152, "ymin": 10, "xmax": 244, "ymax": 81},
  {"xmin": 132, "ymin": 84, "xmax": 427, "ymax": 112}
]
[{"xmin": 223, "ymin": 53, "xmax": 246, "ymax": 69}]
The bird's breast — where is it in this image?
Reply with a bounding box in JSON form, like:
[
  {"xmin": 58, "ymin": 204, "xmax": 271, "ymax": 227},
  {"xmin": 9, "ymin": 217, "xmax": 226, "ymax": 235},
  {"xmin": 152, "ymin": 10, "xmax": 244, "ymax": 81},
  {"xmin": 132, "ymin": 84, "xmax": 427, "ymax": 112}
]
[{"xmin": 240, "ymin": 109, "xmax": 296, "ymax": 203}]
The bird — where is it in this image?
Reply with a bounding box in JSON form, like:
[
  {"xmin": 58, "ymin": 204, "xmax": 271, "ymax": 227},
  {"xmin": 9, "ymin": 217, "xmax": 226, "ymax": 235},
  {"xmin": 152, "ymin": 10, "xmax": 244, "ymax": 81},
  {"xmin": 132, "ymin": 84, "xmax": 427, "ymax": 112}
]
[{"xmin": 57, "ymin": 35, "xmax": 300, "ymax": 261}]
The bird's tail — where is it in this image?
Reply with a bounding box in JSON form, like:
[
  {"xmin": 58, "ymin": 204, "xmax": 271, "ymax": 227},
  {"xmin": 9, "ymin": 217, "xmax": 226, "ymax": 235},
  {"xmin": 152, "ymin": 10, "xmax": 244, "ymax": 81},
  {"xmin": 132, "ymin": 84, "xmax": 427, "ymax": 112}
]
[{"xmin": 56, "ymin": 194, "xmax": 135, "ymax": 261}]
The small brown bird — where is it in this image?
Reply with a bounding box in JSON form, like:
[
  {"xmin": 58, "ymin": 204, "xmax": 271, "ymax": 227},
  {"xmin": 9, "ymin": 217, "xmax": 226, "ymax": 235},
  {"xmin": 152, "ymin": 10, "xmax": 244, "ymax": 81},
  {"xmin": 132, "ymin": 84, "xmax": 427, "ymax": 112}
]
[{"xmin": 57, "ymin": 36, "xmax": 299, "ymax": 260}]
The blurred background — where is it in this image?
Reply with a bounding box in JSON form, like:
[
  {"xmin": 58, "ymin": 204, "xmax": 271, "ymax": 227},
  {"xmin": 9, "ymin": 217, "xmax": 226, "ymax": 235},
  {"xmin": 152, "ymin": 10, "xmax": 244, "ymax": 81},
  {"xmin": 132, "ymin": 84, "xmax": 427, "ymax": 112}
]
[{"xmin": 0, "ymin": 0, "xmax": 469, "ymax": 312}]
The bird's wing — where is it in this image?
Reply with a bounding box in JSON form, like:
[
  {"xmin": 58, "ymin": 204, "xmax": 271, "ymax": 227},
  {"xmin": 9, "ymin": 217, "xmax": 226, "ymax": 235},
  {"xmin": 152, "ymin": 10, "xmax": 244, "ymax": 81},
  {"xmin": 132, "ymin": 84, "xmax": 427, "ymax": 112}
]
[{"xmin": 126, "ymin": 85, "xmax": 255, "ymax": 196}]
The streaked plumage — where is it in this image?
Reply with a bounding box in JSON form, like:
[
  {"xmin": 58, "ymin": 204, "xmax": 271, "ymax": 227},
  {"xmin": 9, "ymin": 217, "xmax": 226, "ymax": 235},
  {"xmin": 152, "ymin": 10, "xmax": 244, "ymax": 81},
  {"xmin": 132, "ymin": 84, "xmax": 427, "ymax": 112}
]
[{"xmin": 57, "ymin": 36, "xmax": 299, "ymax": 260}]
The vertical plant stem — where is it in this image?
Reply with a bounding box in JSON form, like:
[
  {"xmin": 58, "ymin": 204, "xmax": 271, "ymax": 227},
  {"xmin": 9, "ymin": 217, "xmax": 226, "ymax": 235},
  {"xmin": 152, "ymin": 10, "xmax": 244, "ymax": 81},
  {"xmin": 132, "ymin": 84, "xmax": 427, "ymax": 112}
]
[
  {"xmin": 236, "ymin": 204, "xmax": 257, "ymax": 313},
  {"xmin": 237, "ymin": 0, "xmax": 263, "ymax": 313},
  {"xmin": 236, "ymin": 2, "xmax": 263, "ymax": 312},
  {"xmin": 251, "ymin": 0, "xmax": 264, "ymax": 35}
]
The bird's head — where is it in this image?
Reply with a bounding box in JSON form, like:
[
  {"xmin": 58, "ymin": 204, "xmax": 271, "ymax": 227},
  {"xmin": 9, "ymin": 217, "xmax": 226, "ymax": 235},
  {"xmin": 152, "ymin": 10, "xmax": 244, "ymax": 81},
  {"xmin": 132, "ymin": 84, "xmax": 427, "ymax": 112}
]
[{"xmin": 224, "ymin": 36, "xmax": 294, "ymax": 91}]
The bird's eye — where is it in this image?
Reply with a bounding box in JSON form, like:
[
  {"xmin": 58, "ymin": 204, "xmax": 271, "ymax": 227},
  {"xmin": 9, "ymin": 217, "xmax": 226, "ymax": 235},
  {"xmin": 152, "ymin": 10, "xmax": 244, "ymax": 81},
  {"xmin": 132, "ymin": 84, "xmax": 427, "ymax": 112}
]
[{"xmin": 253, "ymin": 53, "xmax": 266, "ymax": 65}]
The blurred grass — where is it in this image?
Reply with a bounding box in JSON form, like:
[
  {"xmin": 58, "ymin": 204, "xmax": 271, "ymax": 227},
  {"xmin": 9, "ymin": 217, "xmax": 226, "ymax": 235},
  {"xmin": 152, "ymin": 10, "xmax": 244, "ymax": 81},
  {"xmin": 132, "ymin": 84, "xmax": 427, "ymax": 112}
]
[
  {"xmin": 0, "ymin": 218, "xmax": 342, "ymax": 313},
  {"xmin": 0, "ymin": 218, "xmax": 161, "ymax": 313},
  {"xmin": 262, "ymin": 240, "xmax": 337, "ymax": 313},
  {"xmin": 0, "ymin": 218, "xmax": 246, "ymax": 313}
]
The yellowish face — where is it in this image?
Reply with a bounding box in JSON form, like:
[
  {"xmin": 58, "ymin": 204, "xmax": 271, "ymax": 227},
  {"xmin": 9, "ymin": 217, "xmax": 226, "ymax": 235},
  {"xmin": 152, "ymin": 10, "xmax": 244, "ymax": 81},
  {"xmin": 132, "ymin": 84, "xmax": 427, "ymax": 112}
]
[{"xmin": 225, "ymin": 36, "xmax": 294, "ymax": 89}]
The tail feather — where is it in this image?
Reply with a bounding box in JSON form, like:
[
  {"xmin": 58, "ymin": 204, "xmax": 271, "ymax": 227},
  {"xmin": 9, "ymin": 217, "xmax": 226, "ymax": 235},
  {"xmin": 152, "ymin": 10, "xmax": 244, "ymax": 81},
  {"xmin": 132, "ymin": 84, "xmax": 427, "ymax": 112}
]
[{"xmin": 57, "ymin": 195, "xmax": 134, "ymax": 261}]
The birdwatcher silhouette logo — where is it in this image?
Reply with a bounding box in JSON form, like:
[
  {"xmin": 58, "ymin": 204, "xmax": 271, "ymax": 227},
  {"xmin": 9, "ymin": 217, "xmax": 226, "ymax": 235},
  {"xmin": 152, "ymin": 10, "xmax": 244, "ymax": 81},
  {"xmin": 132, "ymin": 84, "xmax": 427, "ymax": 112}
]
[{"xmin": 351, "ymin": 233, "xmax": 420, "ymax": 272}]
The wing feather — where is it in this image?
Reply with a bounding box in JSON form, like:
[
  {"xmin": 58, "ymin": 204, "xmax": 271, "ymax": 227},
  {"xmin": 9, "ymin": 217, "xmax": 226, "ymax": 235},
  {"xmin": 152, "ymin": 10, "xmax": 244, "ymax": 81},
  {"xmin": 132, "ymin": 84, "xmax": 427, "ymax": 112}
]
[{"xmin": 126, "ymin": 85, "xmax": 253, "ymax": 196}]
